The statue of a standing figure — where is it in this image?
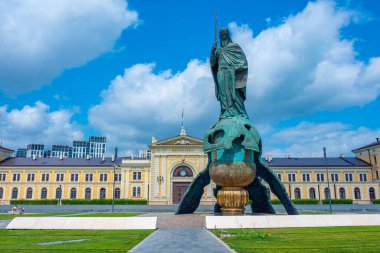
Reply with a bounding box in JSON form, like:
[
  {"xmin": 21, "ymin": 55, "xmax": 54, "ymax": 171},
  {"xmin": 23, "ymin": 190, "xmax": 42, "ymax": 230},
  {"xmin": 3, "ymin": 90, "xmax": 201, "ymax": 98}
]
[
  {"xmin": 176, "ymin": 27, "xmax": 298, "ymax": 215},
  {"xmin": 210, "ymin": 28, "xmax": 249, "ymax": 119}
]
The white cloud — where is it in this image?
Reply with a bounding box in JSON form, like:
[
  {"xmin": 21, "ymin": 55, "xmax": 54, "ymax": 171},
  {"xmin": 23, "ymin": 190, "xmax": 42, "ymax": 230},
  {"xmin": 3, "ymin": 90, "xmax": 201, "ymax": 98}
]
[
  {"xmin": 88, "ymin": 61, "xmax": 216, "ymax": 154},
  {"xmin": 0, "ymin": 101, "xmax": 83, "ymax": 150},
  {"xmin": 89, "ymin": 0, "xmax": 380, "ymax": 154},
  {"xmin": 0, "ymin": 0, "xmax": 138, "ymax": 96},
  {"xmin": 230, "ymin": 0, "xmax": 380, "ymax": 121},
  {"xmin": 262, "ymin": 121, "xmax": 380, "ymax": 157}
]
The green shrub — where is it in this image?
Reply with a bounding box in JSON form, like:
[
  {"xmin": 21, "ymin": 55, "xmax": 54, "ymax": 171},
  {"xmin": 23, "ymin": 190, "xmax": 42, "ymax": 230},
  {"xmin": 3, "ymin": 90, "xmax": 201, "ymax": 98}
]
[
  {"xmin": 322, "ymin": 199, "xmax": 353, "ymax": 204},
  {"xmin": 292, "ymin": 199, "xmax": 319, "ymax": 204},
  {"xmin": 61, "ymin": 199, "xmax": 147, "ymax": 205},
  {"xmin": 10, "ymin": 199, "xmax": 147, "ymax": 205},
  {"xmin": 271, "ymin": 199, "xmax": 318, "ymax": 204},
  {"xmin": 371, "ymin": 199, "xmax": 380, "ymax": 204},
  {"xmin": 271, "ymin": 199, "xmax": 281, "ymax": 205},
  {"xmin": 10, "ymin": 199, "xmax": 58, "ymax": 205}
]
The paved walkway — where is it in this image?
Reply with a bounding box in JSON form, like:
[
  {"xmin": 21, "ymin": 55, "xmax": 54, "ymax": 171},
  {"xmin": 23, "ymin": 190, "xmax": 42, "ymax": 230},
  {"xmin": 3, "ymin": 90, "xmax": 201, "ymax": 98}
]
[
  {"xmin": 129, "ymin": 228, "xmax": 233, "ymax": 253},
  {"xmin": 0, "ymin": 219, "xmax": 11, "ymax": 229},
  {"xmin": 130, "ymin": 213, "xmax": 234, "ymax": 253}
]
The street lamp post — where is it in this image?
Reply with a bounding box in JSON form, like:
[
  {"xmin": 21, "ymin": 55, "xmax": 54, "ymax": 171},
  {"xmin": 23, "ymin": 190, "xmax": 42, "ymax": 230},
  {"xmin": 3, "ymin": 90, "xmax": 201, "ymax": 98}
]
[
  {"xmin": 112, "ymin": 163, "xmax": 117, "ymax": 213},
  {"xmin": 324, "ymin": 147, "xmax": 332, "ymax": 213},
  {"xmin": 58, "ymin": 184, "xmax": 62, "ymax": 206}
]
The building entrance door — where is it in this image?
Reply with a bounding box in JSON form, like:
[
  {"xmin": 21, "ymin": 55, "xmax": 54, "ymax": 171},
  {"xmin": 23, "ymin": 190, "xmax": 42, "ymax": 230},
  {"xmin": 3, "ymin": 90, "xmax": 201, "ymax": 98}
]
[{"xmin": 172, "ymin": 182, "xmax": 191, "ymax": 204}]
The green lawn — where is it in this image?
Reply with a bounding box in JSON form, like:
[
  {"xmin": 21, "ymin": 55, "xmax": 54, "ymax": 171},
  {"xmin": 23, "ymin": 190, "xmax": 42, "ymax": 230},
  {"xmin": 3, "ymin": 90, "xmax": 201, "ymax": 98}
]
[
  {"xmin": 67, "ymin": 212, "xmax": 143, "ymax": 217},
  {"xmin": 0, "ymin": 229, "xmax": 152, "ymax": 252},
  {"xmin": 0, "ymin": 212, "xmax": 143, "ymax": 220},
  {"xmin": 213, "ymin": 226, "xmax": 380, "ymax": 253}
]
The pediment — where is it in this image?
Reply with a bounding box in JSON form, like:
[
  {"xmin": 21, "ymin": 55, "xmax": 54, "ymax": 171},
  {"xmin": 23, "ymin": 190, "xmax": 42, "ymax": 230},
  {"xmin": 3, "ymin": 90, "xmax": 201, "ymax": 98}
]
[{"xmin": 152, "ymin": 135, "xmax": 203, "ymax": 146}]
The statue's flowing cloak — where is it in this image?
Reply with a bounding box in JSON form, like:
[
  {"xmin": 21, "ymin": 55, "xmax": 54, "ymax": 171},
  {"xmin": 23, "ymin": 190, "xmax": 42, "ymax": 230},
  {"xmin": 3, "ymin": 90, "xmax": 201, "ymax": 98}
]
[{"xmin": 211, "ymin": 42, "xmax": 248, "ymax": 100}]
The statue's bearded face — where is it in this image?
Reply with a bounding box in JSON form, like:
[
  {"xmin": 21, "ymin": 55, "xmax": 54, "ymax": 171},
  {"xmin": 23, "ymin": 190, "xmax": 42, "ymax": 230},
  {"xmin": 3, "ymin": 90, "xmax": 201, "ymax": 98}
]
[{"xmin": 219, "ymin": 29, "xmax": 231, "ymax": 47}]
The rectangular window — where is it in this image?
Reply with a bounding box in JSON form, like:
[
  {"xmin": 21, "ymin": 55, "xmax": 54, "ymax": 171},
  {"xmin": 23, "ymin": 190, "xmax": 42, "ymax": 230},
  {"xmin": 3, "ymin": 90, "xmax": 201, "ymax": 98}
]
[
  {"xmin": 331, "ymin": 173, "xmax": 339, "ymax": 182},
  {"xmin": 41, "ymin": 174, "xmax": 50, "ymax": 182},
  {"xmin": 0, "ymin": 173, "xmax": 6, "ymax": 181},
  {"xmin": 277, "ymin": 173, "xmax": 282, "ymax": 181},
  {"xmin": 114, "ymin": 174, "xmax": 121, "ymax": 181},
  {"xmin": 373, "ymin": 155, "xmax": 377, "ymax": 165},
  {"xmin": 316, "ymin": 173, "xmax": 325, "ymax": 182},
  {"xmin": 71, "ymin": 174, "xmax": 79, "ymax": 182},
  {"xmin": 345, "ymin": 173, "xmax": 353, "ymax": 182},
  {"xmin": 132, "ymin": 187, "xmax": 141, "ymax": 197},
  {"xmin": 56, "ymin": 174, "xmax": 64, "ymax": 182},
  {"xmin": 359, "ymin": 173, "xmax": 367, "ymax": 182},
  {"xmin": 376, "ymin": 171, "xmax": 379, "ymax": 180},
  {"xmin": 85, "ymin": 174, "xmax": 93, "ymax": 182},
  {"xmin": 100, "ymin": 174, "xmax": 108, "ymax": 182},
  {"xmin": 133, "ymin": 172, "xmax": 142, "ymax": 181},
  {"xmin": 12, "ymin": 173, "xmax": 20, "ymax": 181},
  {"xmin": 287, "ymin": 173, "xmax": 296, "ymax": 182},
  {"xmin": 302, "ymin": 173, "xmax": 310, "ymax": 182},
  {"xmin": 27, "ymin": 173, "xmax": 35, "ymax": 182}
]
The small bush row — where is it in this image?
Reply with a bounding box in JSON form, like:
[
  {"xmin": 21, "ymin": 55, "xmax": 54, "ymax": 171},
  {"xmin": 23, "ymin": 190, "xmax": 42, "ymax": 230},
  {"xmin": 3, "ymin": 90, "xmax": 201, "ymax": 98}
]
[
  {"xmin": 270, "ymin": 199, "xmax": 353, "ymax": 205},
  {"xmin": 322, "ymin": 199, "xmax": 353, "ymax": 204},
  {"xmin": 372, "ymin": 199, "xmax": 380, "ymax": 204},
  {"xmin": 10, "ymin": 199, "xmax": 147, "ymax": 205}
]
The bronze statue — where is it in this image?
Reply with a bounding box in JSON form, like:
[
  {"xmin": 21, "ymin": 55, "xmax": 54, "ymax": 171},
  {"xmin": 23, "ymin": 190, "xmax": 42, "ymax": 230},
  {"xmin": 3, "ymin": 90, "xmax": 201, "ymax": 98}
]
[{"xmin": 176, "ymin": 27, "xmax": 298, "ymax": 215}]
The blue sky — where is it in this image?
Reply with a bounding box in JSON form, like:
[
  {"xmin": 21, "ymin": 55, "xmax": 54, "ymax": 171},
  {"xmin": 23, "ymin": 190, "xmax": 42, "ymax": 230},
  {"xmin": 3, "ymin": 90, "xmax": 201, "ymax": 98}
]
[{"xmin": 0, "ymin": 0, "xmax": 379, "ymax": 157}]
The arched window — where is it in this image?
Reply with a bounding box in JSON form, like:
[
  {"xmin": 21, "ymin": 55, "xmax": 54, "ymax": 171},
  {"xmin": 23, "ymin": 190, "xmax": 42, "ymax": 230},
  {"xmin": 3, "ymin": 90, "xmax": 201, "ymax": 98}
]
[
  {"xmin": 26, "ymin": 187, "xmax": 33, "ymax": 199},
  {"xmin": 11, "ymin": 187, "xmax": 18, "ymax": 199},
  {"xmin": 369, "ymin": 187, "xmax": 376, "ymax": 200},
  {"xmin": 85, "ymin": 188, "xmax": 91, "ymax": 200},
  {"xmin": 56, "ymin": 187, "xmax": 62, "ymax": 199},
  {"xmin": 339, "ymin": 187, "xmax": 346, "ymax": 199},
  {"xmin": 309, "ymin": 188, "xmax": 316, "ymax": 199},
  {"xmin": 173, "ymin": 166, "xmax": 193, "ymax": 177},
  {"xmin": 0, "ymin": 187, "xmax": 3, "ymax": 199},
  {"xmin": 294, "ymin": 188, "xmax": 301, "ymax": 199},
  {"xmin": 70, "ymin": 188, "xmax": 77, "ymax": 199},
  {"xmin": 40, "ymin": 188, "xmax": 47, "ymax": 199},
  {"xmin": 115, "ymin": 188, "xmax": 121, "ymax": 199},
  {"xmin": 324, "ymin": 187, "xmax": 330, "ymax": 199},
  {"xmin": 354, "ymin": 187, "xmax": 361, "ymax": 200},
  {"xmin": 100, "ymin": 188, "xmax": 106, "ymax": 199}
]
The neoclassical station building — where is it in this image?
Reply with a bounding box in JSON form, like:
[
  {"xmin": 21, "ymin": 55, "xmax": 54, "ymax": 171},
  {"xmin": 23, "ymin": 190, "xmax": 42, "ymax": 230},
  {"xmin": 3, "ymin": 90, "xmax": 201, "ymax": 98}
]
[{"xmin": 0, "ymin": 129, "xmax": 379, "ymax": 205}]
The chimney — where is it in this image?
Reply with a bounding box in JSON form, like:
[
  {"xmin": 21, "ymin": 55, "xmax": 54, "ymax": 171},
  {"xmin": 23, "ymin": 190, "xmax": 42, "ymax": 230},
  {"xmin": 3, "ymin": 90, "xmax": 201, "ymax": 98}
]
[
  {"xmin": 59, "ymin": 154, "xmax": 63, "ymax": 160},
  {"xmin": 32, "ymin": 154, "xmax": 37, "ymax": 160},
  {"xmin": 377, "ymin": 137, "xmax": 380, "ymax": 142},
  {"xmin": 339, "ymin": 153, "xmax": 344, "ymax": 158},
  {"xmin": 131, "ymin": 153, "xmax": 134, "ymax": 160},
  {"xmin": 102, "ymin": 156, "xmax": 105, "ymax": 162},
  {"xmin": 114, "ymin": 147, "xmax": 118, "ymax": 158},
  {"xmin": 268, "ymin": 155, "xmax": 273, "ymax": 163},
  {"xmin": 86, "ymin": 154, "xmax": 90, "ymax": 160},
  {"xmin": 111, "ymin": 155, "xmax": 115, "ymax": 162}
]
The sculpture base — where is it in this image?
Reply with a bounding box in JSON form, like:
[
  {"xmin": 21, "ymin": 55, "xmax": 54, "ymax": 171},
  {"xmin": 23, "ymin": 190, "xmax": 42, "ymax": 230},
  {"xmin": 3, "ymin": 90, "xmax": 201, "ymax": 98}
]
[{"xmin": 217, "ymin": 187, "xmax": 249, "ymax": 216}]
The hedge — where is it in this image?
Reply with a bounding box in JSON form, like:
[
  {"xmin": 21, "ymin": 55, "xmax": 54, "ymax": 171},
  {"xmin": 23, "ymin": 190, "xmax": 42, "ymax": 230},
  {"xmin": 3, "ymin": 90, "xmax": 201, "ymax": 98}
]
[
  {"xmin": 10, "ymin": 199, "xmax": 58, "ymax": 205},
  {"xmin": 270, "ymin": 199, "xmax": 353, "ymax": 205},
  {"xmin": 271, "ymin": 199, "xmax": 318, "ymax": 205},
  {"xmin": 322, "ymin": 199, "xmax": 353, "ymax": 204},
  {"xmin": 10, "ymin": 199, "xmax": 147, "ymax": 205},
  {"xmin": 372, "ymin": 199, "xmax": 380, "ymax": 204}
]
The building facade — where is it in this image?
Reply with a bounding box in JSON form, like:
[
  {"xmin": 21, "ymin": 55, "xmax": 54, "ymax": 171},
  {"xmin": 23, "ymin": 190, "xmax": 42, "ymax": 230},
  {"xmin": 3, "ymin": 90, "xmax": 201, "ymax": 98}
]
[{"xmin": 1, "ymin": 134, "xmax": 379, "ymax": 205}]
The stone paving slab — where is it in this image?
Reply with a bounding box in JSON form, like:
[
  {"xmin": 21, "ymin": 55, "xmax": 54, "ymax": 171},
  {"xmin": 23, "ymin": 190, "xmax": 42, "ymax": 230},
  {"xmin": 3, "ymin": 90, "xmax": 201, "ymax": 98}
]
[
  {"xmin": 206, "ymin": 214, "xmax": 380, "ymax": 229},
  {"xmin": 129, "ymin": 228, "xmax": 234, "ymax": 253},
  {"xmin": 140, "ymin": 212, "xmax": 206, "ymax": 228},
  {"xmin": 6, "ymin": 217, "xmax": 157, "ymax": 230}
]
